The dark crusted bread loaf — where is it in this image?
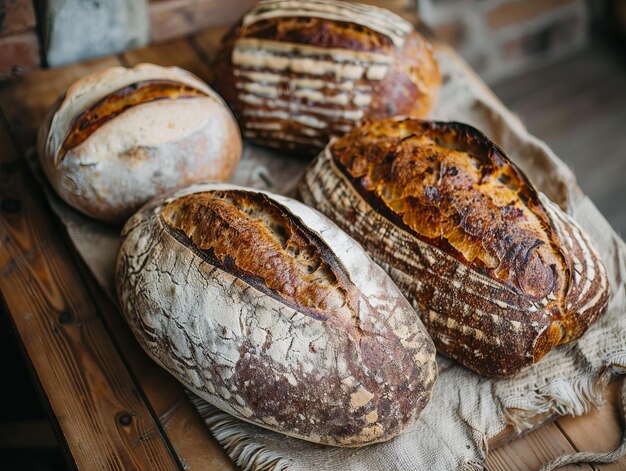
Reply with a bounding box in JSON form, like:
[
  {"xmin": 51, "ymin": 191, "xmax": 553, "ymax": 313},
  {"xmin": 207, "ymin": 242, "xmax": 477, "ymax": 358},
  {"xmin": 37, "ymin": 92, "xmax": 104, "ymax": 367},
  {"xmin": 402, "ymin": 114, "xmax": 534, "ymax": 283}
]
[
  {"xmin": 213, "ymin": 0, "xmax": 440, "ymax": 153},
  {"xmin": 116, "ymin": 182, "xmax": 437, "ymax": 446},
  {"xmin": 298, "ymin": 118, "xmax": 610, "ymax": 377}
]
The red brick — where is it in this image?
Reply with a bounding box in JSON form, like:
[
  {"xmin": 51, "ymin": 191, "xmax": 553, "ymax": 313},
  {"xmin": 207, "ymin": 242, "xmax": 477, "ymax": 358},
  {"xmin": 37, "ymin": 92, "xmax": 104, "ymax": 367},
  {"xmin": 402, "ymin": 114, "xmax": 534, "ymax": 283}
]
[
  {"xmin": 0, "ymin": 31, "xmax": 40, "ymax": 79},
  {"xmin": 434, "ymin": 21, "xmax": 466, "ymax": 48},
  {"xmin": 487, "ymin": 0, "xmax": 577, "ymax": 29},
  {"xmin": 0, "ymin": 0, "xmax": 37, "ymax": 37}
]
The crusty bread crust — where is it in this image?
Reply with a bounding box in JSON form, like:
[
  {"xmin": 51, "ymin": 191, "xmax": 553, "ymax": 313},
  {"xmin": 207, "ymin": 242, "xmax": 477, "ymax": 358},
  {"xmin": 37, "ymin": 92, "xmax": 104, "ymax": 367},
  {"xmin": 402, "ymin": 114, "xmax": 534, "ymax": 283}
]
[
  {"xmin": 299, "ymin": 118, "xmax": 610, "ymax": 377},
  {"xmin": 213, "ymin": 0, "xmax": 440, "ymax": 153},
  {"xmin": 116, "ymin": 182, "xmax": 437, "ymax": 447},
  {"xmin": 59, "ymin": 79, "xmax": 209, "ymax": 159},
  {"xmin": 161, "ymin": 190, "xmax": 355, "ymax": 319},
  {"xmin": 37, "ymin": 64, "xmax": 242, "ymax": 224}
]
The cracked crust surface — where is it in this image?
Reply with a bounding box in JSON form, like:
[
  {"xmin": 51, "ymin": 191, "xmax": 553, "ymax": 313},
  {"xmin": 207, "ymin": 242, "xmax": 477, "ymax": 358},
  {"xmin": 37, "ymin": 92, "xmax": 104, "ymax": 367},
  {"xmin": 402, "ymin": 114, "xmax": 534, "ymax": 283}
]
[
  {"xmin": 299, "ymin": 118, "xmax": 610, "ymax": 377},
  {"xmin": 161, "ymin": 190, "xmax": 358, "ymax": 321},
  {"xmin": 116, "ymin": 182, "xmax": 437, "ymax": 446},
  {"xmin": 330, "ymin": 119, "xmax": 567, "ymax": 302}
]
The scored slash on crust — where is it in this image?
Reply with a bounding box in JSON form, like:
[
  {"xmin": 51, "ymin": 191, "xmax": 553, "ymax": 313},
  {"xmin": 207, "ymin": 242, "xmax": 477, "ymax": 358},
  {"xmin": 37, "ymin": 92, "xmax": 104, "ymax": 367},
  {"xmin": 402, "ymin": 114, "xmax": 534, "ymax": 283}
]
[
  {"xmin": 213, "ymin": 0, "xmax": 440, "ymax": 153},
  {"xmin": 59, "ymin": 79, "xmax": 208, "ymax": 162},
  {"xmin": 298, "ymin": 118, "xmax": 610, "ymax": 377}
]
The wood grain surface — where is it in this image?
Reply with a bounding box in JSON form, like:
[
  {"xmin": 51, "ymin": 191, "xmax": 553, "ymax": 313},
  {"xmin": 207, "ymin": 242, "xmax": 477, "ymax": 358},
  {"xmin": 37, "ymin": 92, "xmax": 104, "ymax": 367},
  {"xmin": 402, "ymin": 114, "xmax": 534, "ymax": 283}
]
[
  {"xmin": 0, "ymin": 46, "xmax": 236, "ymax": 471},
  {"xmin": 487, "ymin": 422, "xmax": 594, "ymax": 471},
  {"xmin": 0, "ymin": 31, "xmax": 40, "ymax": 79},
  {"xmin": 0, "ymin": 100, "xmax": 182, "ymax": 469},
  {"xmin": 0, "ymin": 3, "xmax": 624, "ymax": 469}
]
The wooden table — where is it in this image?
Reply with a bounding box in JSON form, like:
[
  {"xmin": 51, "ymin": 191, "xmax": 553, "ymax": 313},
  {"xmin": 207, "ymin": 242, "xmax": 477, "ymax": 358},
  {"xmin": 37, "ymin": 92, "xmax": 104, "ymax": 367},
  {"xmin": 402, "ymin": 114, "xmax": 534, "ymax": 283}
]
[{"xmin": 0, "ymin": 19, "xmax": 624, "ymax": 471}]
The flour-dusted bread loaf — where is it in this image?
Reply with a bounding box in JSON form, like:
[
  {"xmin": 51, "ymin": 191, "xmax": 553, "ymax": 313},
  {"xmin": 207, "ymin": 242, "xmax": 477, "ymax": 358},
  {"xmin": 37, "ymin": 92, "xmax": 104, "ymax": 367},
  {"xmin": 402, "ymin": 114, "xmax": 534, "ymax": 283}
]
[
  {"xmin": 116, "ymin": 182, "xmax": 437, "ymax": 446},
  {"xmin": 213, "ymin": 0, "xmax": 440, "ymax": 153},
  {"xmin": 37, "ymin": 64, "xmax": 241, "ymax": 224},
  {"xmin": 299, "ymin": 118, "xmax": 610, "ymax": 377}
]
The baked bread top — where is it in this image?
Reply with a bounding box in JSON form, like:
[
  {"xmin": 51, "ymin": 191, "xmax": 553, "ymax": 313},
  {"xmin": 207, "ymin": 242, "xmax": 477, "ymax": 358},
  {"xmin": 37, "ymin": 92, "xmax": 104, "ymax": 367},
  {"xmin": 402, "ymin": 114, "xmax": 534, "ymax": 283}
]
[
  {"xmin": 116, "ymin": 182, "xmax": 437, "ymax": 446},
  {"xmin": 299, "ymin": 118, "xmax": 610, "ymax": 376},
  {"xmin": 43, "ymin": 63, "xmax": 217, "ymax": 165},
  {"xmin": 331, "ymin": 119, "xmax": 566, "ymax": 303},
  {"xmin": 37, "ymin": 63, "xmax": 241, "ymax": 224},
  {"xmin": 161, "ymin": 190, "xmax": 358, "ymax": 321},
  {"xmin": 214, "ymin": 0, "xmax": 440, "ymax": 153}
]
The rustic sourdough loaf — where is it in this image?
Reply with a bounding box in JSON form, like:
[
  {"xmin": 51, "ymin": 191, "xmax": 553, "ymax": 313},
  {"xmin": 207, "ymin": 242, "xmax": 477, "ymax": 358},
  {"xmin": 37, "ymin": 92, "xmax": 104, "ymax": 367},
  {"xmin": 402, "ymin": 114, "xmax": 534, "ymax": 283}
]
[
  {"xmin": 298, "ymin": 118, "xmax": 610, "ymax": 377},
  {"xmin": 37, "ymin": 64, "xmax": 241, "ymax": 224},
  {"xmin": 116, "ymin": 182, "xmax": 437, "ymax": 446},
  {"xmin": 213, "ymin": 0, "xmax": 440, "ymax": 153}
]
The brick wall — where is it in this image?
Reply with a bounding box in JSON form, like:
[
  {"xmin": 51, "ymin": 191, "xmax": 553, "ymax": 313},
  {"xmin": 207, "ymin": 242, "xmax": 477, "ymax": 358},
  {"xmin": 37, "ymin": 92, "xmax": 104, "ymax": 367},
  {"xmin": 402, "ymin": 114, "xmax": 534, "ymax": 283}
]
[
  {"xmin": 418, "ymin": 0, "xmax": 589, "ymax": 83},
  {"xmin": 0, "ymin": 0, "xmax": 41, "ymax": 79}
]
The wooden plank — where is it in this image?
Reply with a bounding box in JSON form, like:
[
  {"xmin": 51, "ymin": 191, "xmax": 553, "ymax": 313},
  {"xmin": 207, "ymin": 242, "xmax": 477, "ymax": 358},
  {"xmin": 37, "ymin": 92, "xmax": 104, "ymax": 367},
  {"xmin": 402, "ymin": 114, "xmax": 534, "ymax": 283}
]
[
  {"xmin": 0, "ymin": 48, "xmax": 235, "ymax": 470},
  {"xmin": 0, "ymin": 0, "xmax": 37, "ymax": 37},
  {"xmin": 122, "ymin": 37, "xmax": 213, "ymax": 83},
  {"xmin": 0, "ymin": 55, "xmax": 120, "ymax": 153},
  {"xmin": 487, "ymin": 422, "xmax": 594, "ymax": 471},
  {"xmin": 488, "ymin": 380, "xmax": 626, "ymax": 470},
  {"xmin": 557, "ymin": 381, "xmax": 626, "ymax": 471},
  {"xmin": 0, "ymin": 31, "xmax": 40, "ymax": 79},
  {"xmin": 149, "ymin": 0, "xmax": 256, "ymax": 43},
  {"xmin": 489, "ymin": 413, "xmax": 556, "ymax": 451},
  {"xmin": 72, "ymin": 253, "xmax": 236, "ymax": 471},
  {"xmin": 491, "ymin": 46, "xmax": 621, "ymax": 105},
  {"xmin": 0, "ymin": 113, "xmax": 181, "ymax": 470}
]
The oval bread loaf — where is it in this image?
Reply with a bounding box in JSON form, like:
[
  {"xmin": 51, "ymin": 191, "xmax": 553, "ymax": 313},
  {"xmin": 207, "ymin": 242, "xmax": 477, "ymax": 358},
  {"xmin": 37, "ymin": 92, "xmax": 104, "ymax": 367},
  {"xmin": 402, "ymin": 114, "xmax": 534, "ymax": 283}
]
[
  {"xmin": 213, "ymin": 0, "xmax": 440, "ymax": 153},
  {"xmin": 299, "ymin": 118, "xmax": 610, "ymax": 377},
  {"xmin": 116, "ymin": 182, "xmax": 437, "ymax": 447},
  {"xmin": 37, "ymin": 63, "xmax": 242, "ymax": 224}
]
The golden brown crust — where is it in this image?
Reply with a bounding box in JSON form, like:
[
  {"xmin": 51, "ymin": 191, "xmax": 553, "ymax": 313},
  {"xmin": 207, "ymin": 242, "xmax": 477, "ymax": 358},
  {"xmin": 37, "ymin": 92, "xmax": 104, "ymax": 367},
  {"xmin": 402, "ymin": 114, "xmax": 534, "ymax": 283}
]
[
  {"xmin": 161, "ymin": 190, "xmax": 358, "ymax": 321},
  {"xmin": 60, "ymin": 79, "xmax": 207, "ymax": 158},
  {"xmin": 213, "ymin": 0, "xmax": 440, "ymax": 154},
  {"xmin": 366, "ymin": 30, "xmax": 440, "ymax": 120},
  {"xmin": 298, "ymin": 118, "xmax": 610, "ymax": 377},
  {"xmin": 331, "ymin": 119, "xmax": 567, "ymax": 303}
]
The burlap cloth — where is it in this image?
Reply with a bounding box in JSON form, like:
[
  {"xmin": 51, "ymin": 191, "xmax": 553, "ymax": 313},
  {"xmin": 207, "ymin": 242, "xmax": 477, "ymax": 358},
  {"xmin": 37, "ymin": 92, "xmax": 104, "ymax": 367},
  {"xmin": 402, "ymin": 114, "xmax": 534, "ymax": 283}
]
[{"xmin": 40, "ymin": 45, "xmax": 626, "ymax": 470}]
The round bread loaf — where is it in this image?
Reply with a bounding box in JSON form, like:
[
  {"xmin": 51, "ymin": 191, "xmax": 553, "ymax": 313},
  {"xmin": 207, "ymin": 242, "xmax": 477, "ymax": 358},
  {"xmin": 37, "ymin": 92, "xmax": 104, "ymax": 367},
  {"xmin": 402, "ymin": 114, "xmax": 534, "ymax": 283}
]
[
  {"xmin": 37, "ymin": 63, "xmax": 242, "ymax": 224},
  {"xmin": 116, "ymin": 182, "xmax": 437, "ymax": 447},
  {"xmin": 299, "ymin": 118, "xmax": 610, "ymax": 377},
  {"xmin": 213, "ymin": 0, "xmax": 440, "ymax": 153}
]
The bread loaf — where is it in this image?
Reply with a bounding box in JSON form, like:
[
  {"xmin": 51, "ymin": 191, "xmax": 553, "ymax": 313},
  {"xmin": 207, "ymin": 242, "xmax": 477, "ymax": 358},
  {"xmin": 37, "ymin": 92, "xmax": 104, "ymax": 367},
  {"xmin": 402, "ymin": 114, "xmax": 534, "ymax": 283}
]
[
  {"xmin": 116, "ymin": 182, "xmax": 437, "ymax": 446},
  {"xmin": 37, "ymin": 64, "xmax": 241, "ymax": 224},
  {"xmin": 298, "ymin": 118, "xmax": 610, "ymax": 377},
  {"xmin": 213, "ymin": 0, "xmax": 440, "ymax": 153}
]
